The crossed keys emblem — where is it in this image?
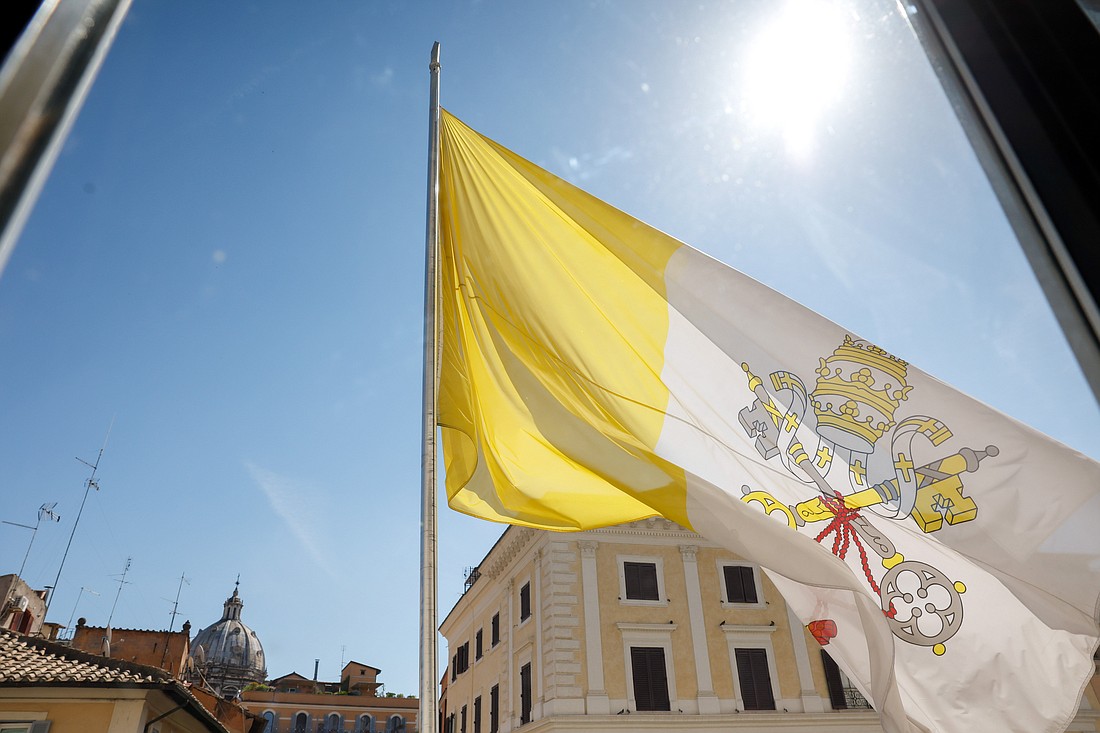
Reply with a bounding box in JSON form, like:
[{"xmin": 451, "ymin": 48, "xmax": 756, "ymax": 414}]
[{"xmin": 735, "ymin": 338, "xmax": 997, "ymax": 656}]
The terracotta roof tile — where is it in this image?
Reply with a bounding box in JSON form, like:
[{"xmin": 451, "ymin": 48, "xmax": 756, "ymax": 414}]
[{"xmin": 0, "ymin": 628, "xmax": 169, "ymax": 685}]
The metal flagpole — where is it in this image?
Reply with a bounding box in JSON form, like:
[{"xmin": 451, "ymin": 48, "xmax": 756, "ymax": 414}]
[{"xmin": 419, "ymin": 41, "xmax": 442, "ymax": 733}]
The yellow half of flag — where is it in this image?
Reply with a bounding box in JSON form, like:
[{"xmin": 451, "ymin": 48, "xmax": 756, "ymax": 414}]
[{"xmin": 439, "ymin": 108, "xmax": 690, "ymax": 530}]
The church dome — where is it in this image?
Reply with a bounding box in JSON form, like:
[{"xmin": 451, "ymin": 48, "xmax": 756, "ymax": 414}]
[{"xmin": 191, "ymin": 584, "xmax": 267, "ymax": 697}]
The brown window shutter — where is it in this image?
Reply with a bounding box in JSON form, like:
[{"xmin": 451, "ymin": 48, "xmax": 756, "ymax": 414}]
[
  {"xmin": 821, "ymin": 649, "xmax": 849, "ymax": 709},
  {"xmin": 735, "ymin": 648, "xmax": 775, "ymax": 710},
  {"xmin": 630, "ymin": 646, "xmax": 671, "ymax": 711}
]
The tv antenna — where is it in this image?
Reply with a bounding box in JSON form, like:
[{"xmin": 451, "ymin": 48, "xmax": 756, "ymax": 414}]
[
  {"xmin": 166, "ymin": 572, "xmax": 190, "ymax": 633},
  {"xmin": 64, "ymin": 586, "xmax": 99, "ymax": 639},
  {"xmin": 47, "ymin": 421, "xmax": 113, "ymax": 614},
  {"xmin": 2, "ymin": 502, "xmax": 60, "ymax": 578},
  {"xmin": 105, "ymin": 556, "xmax": 131, "ymax": 628},
  {"xmin": 160, "ymin": 572, "xmax": 190, "ymax": 668}
]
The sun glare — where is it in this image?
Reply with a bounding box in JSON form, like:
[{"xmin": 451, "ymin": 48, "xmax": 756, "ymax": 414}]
[{"xmin": 743, "ymin": 1, "xmax": 853, "ymax": 159}]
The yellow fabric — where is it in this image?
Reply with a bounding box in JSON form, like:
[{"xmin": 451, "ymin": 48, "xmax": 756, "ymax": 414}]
[{"xmin": 438, "ymin": 109, "xmax": 690, "ymax": 530}]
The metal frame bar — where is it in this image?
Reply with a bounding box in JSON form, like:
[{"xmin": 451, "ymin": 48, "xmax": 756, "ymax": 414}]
[
  {"xmin": 0, "ymin": 0, "xmax": 132, "ymax": 279},
  {"xmin": 908, "ymin": 0, "xmax": 1100, "ymax": 402}
]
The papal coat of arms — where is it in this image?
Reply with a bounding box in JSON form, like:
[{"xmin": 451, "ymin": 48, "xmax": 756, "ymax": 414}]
[{"xmin": 738, "ymin": 335, "xmax": 998, "ymax": 656}]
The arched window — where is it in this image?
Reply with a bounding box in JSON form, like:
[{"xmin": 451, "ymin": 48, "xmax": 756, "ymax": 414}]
[
  {"xmin": 293, "ymin": 712, "xmax": 310, "ymax": 733},
  {"xmin": 357, "ymin": 714, "xmax": 374, "ymax": 733},
  {"xmin": 385, "ymin": 715, "xmax": 405, "ymax": 733},
  {"xmin": 325, "ymin": 712, "xmax": 342, "ymax": 732},
  {"xmin": 262, "ymin": 711, "xmax": 277, "ymax": 733}
]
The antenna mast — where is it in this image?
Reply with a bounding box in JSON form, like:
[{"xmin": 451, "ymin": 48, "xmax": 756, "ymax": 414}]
[
  {"xmin": 160, "ymin": 572, "xmax": 190, "ymax": 669},
  {"xmin": 64, "ymin": 586, "xmax": 99, "ymax": 639},
  {"xmin": 167, "ymin": 572, "xmax": 189, "ymax": 633},
  {"xmin": 2, "ymin": 502, "xmax": 58, "ymax": 578},
  {"xmin": 47, "ymin": 423, "xmax": 112, "ymax": 614},
  {"xmin": 106, "ymin": 556, "xmax": 131, "ymax": 628}
]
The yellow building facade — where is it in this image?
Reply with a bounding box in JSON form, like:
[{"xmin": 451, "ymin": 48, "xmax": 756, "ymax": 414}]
[{"xmin": 439, "ymin": 520, "xmax": 1100, "ymax": 733}]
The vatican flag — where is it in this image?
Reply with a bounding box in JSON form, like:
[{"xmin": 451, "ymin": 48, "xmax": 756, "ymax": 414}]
[{"xmin": 437, "ymin": 109, "xmax": 1100, "ymax": 733}]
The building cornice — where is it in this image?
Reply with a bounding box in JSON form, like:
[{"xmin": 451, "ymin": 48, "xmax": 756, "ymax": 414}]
[
  {"xmin": 505, "ymin": 711, "xmax": 883, "ymax": 731},
  {"xmin": 481, "ymin": 527, "xmax": 537, "ymax": 579},
  {"xmin": 590, "ymin": 518, "xmax": 699, "ymax": 540},
  {"xmin": 616, "ymin": 623, "xmax": 679, "ymax": 633}
]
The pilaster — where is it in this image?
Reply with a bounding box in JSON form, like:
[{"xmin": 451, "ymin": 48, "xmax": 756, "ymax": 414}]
[
  {"xmin": 681, "ymin": 544, "xmax": 720, "ymax": 714},
  {"xmin": 578, "ymin": 539, "xmax": 610, "ymax": 715}
]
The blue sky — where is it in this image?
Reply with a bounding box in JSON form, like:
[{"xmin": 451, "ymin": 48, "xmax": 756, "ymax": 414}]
[{"xmin": 2, "ymin": 0, "xmax": 1097, "ymax": 696}]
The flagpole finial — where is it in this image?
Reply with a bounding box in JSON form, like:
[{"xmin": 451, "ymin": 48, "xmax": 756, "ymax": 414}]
[{"xmin": 430, "ymin": 41, "xmax": 441, "ymax": 72}]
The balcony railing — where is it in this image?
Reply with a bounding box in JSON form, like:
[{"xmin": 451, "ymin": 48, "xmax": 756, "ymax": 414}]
[{"xmin": 843, "ymin": 686, "xmax": 874, "ymax": 710}]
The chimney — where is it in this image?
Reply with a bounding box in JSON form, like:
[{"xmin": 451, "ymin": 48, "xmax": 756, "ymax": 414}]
[{"xmin": 314, "ymin": 658, "xmax": 319, "ymax": 681}]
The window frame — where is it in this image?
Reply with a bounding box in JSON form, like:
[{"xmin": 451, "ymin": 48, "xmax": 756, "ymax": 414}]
[
  {"xmin": 821, "ymin": 649, "xmax": 872, "ymax": 710},
  {"xmin": 617, "ymin": 622, "xmax": 678, "ymax": 712},
  {"xmin": 519, "ymin": 661, "xmax": 533, "ymax": 724},
  {"xmin": 519, "ymin": 580, "xmax": 532, "ymax": 622},
  {"xmin": 717, "ymin": 560, "xmax": 765, "ymax": 609},
  {"xmin": 721, "ymin": 625, "xmax": 782, "ymax": 712},
  {"xmin": 489, "ymin": 683, "xmax": 499, "ymax": 733},
  {"xmin": 455, "ymin": 641, "xmax": 470, "ymax": 674},
  {"xmin": 734, "ymin": 647, "xmax": 776, "ymax": 711},
  {"xmin": 0, "ymin": 719, "xmax": 48, "ymax": 733},
  {"xmin": 629, "ymin": 645, "xmax": 672, "ymax": 711},
  {"xmin": 616, "ymin": 554, "xmax": 668, "ymax": 607}
]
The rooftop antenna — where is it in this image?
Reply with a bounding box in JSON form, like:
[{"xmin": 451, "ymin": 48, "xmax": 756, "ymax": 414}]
[
  {"xmin": 166, "ymin": 572, "xmax": 190, "ymax": 633},
  {"xmin": 47, "ymin": 421, "xmax": 113, "ymax": 614},
  {"xmin": 161, "ymin": 572, "xmax": 190, "ymax": 669},
  {"xmin": 105, "ymin": 556, "xmax": 131, "ymax": 628},
  {"xmin": 2, "ymin": 502, "xmax": 60, "ymax": 578},
  {"xmin": 64, "ymin": 586, "xmax": 99, "ymax": 639}
]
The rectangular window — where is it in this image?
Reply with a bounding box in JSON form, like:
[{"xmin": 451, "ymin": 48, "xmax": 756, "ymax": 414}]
[
  {"xmin": 520, "ymin": 582, "xmax": 531, "ymax": 621},
  {"xmin": 520, "ymin": 662, "xmax": 532, "ymax": 724},
  {"xmin": 624, "ymin": 561, "xmax": 660, "ymax": 601},
  {"xmin": 723, "ymin": 565, "xmax": 759, "ymax": 604},
  {"xmin": 475, "ymin": 628, "xmax": 483, "ymax": 659},
  {"xmin": 456, "ymin": 641, "xmax": 470, "ymax": 674},
  {"xmin": 735, "ymin": 648, "xmax": 776, "ymax": 710},
  {"xmin": 491, "ymin": 613, "xmax": 500, "ymax": 646},
  {"xmin": 473, "ymin": 695, "xmax": 482, "ymax": 733},
  {"xmin": 460, "ymin": 704, "xmax": 467, "ymax": 733},
  {"xmin": 630, "ymin": 646, "xmax": 671, "ymax": 711},
  {"xmin": 821, "ymin": 649, "xmax": 871, "ymax": 710},
  {"xmin": 450, "ymin": 653, "xmax": 457, "ymax": 682},
  {"xmin": 821, "ymin": 649, "xmax": 848, "ymax": 709},
  {"xmin": 490, "ymin": 684, "xmax": 499, "ymax": 733}
]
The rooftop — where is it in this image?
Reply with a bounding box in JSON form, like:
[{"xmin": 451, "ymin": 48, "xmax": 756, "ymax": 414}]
[
  {"xmin": 0, "ymin": 627, "xmax": 169, "ymax": 685},
  {"xmin": 0, "ymin": 628, "xmax": 232, "ymax": 733}
]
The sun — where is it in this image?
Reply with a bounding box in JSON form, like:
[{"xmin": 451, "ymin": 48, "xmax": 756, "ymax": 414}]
[{"xmin": 742, "ymin": 1, "xmax": 854, "ymax": 159}]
